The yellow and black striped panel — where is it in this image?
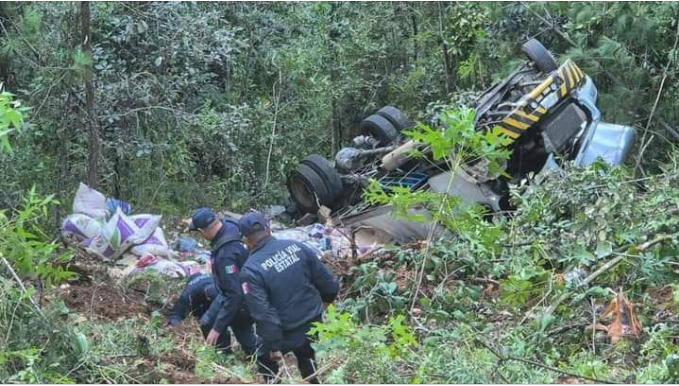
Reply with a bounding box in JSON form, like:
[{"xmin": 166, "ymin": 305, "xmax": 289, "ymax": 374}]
[
  {"xmin": 558, "ymin": 59, "xmax": 585, "ymax": 98},
  {"xmin": 493, "ymin": 124, "xmax": 522, "ymax": 139},
  {"xmin": 495, "ymin": 59, "xmax": 586, "ymax": 143}
]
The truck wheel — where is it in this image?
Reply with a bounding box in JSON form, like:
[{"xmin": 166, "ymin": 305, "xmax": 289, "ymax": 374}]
[
  {"xmin": 376, "ymin": 106, "xmax": 413, "ymax": 132},
  {"xmin": 301, "ymin": 154, "xmax": 344, "ymax": 195},
  {"xmin": 360, "ymin": 114, "xmax": 399, "ymax": 145},
  {"xmin": 522, "ymin": 39, "xmax": 559, "ymax": 73},
  {"xmin": 287, "ymin": 164, "xmax": 330, "ymax": 214}
]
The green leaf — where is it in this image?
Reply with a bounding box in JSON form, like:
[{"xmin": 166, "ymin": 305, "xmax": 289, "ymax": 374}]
[
  {"xmin": 56, "ymin": 299, "xmax": 70, "ymax": 316},
  {"xmin": 595, "ymin": 241, "xmax": 613, "ymax": 259},
  {"xmin": 539, "ymin": 313, "xmax": 556, "ymax": 331},
  {"xmin": 4, "ymin": 108, "xmax": 22, "ymax": 129},
  {"xmin": 573, "ymin": 245, "xmax": 596, "ymax": 264},
  {"xmin": 666, "ymin": 353, "xmax": 679, "ymax": 379},
  {"xmin": 72, "ymin": 332, "xmax": 89, "ymax": 356}
]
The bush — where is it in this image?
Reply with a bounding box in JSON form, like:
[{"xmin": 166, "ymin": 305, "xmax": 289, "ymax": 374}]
[{"xmin": 0, "ymin": 188, "xmax": 74, "ymax": 286}]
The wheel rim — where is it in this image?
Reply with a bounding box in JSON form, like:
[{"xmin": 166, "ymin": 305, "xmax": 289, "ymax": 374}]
[{"xmin": 289, "ymin": 174, "xmax": 318, "ymax": 211}]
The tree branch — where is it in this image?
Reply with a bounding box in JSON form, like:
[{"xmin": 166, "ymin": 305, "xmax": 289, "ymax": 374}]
[
  {"xmin": 263, "ymin": 68, "xmax": 282, "ymax": 189},
  {"xmin": 519, "ymin": 2, "xmax": 577, "ymax": 46},
  {"xmin": 545, "ymin": 234, "xmax": 676, "ymax": 316},
  {"xmin": 1, "ymin": 255, "xmax": 46, "ymax": 318},
  {"xmin": 635, "ymin": 20, "xmax": 679, "ymax": 175},
  {"xmin": 475, "ymin": 338, "xmax": 618, "ymax": 384}
]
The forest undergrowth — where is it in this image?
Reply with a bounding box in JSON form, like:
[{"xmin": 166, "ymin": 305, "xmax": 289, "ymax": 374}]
[{"xmin": 2, "ymin": 147, "xmax": 678, "ymax": 383}]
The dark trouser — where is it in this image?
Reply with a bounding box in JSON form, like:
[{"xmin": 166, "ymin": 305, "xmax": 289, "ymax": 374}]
[
  {"xmin": 200, "ymin": 310, "xmax": 272, "ymax": 379},
  {"xmin": 199, "ymin": 311, "xmax": 260, "ymax": 356},
  {"xmin": 259, "ymin": 338, "xmax": 318, "ymax": 384},
  {"xmin": 258, "ymin": 319, "xmax": 320, "ymax": 384},
  {"xmin": 229, "ymin": 315, "xmax": 259, "ymax": 355}
]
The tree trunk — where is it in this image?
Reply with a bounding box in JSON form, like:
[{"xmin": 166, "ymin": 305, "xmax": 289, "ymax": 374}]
[
  {"xmin": 411, "ymin": 5, "xmax": 418, "ymax": 63},
  {"xmin": 437, "ymin": 2, "xmax": 454, "ymax": 94},
  {"xmin": 81, "ymin": 2, "xmax": 99, "ymax": 188},
  {"xmin": 331, "ymin": 98, "xmax": 341, "ymax": 156},
  {"xmin": 0, "ymin": 2, "xmax": 18, "ymax": 86},
  {"xmin": 329, "ymin": 3, "xmax": 341, "ymax": 156}
]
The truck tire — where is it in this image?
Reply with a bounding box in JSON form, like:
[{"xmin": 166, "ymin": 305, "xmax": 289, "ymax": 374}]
[
  {"xmin": 360, "ymin": 114, "xmax": 399, "ymax": 145},
  {"xmin": 522, "ymin": 39, "xmax": 559, "ymax": 73},
  {"xmin": 287, "ymin": 164, "xmax": 330, "ymax": 214},
  {"xmin": 376, "ymin": 106, "xmax": 413, "ymax": 132},
  {"xmin": 301, "ymin": 154, "xmax": 344, "ymax": 195}
]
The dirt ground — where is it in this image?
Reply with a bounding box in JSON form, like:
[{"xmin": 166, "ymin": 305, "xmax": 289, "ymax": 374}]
[
  {"xmin": 57, "ymin": 256, "xmax": 237, "ymax": 384},
  {"xmin": 60, "ymin": 281, "xmax": 150, "ymax": 321}
]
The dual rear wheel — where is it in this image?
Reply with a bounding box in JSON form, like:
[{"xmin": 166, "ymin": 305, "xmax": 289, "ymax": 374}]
[
  {"xmin": 359, "ymin": 106, "xmax": 414, "ymax": 146},
  {"xmin": 287, "ymin": 106, "xmax": 412, "ymax": 214}
]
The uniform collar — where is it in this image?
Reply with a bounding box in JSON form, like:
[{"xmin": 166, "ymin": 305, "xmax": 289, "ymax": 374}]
[
  {"xmin": 210, "ymin": 222, "xmax": 227, "ymax": 248},
  {"xmin": 250, "ymin": 235, "xmax": 275, "ymax": 254},
  {"xmin": 210, "ymin": 220, "xmax": 239, "ymax": 249}
]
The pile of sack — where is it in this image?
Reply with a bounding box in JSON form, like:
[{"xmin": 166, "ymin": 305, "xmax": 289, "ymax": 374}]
[
  {"xmin": 61, "ymin": 183, "xmax": 201, "ymax": 278},
  {"xmin": 61, "ymin": 183, "xmax": 171, "ymax": 259}
]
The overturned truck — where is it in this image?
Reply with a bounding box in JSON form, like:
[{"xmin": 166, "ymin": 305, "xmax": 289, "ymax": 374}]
[{"xmin": 286, "ymin": 39, "xmax": 636, "ymax": 243}]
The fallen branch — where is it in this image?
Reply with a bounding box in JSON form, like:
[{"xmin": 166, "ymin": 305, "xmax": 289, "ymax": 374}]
[
  {"xmin": 655, "ymin": 115, "xmax": 679, "ymax": 142},
  {"xmin": 300, "ymin": 358, "xmax": 342, "ymax": 383},
  {"xmin": 472, "ymin": 277, "xmax": 500, "ymax": 286},
  {"xmin": 545, "ymin": 234, "xmax": 676, "ymax": 316},
  {"xmin": 547, "ymin": 321, "xmax": 590, "ymax": 337},
  {"xmin": 409, "ymin": 155, "xmax": 463, "ymax": 314},
  {"xmin": 475, "ymin": 338, "xmax": 618, "ymax": 384},
  {"xmin": 520, "ymin": 278, "xmax": 553, "ymax": 325}
]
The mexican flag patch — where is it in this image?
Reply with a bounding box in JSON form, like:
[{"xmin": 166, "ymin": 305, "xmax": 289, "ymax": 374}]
[
  {"xmin": 242, "ymin": 282, "xmax": 250, "ymax": 294},
  {"xmin": 225, "ymin": 265, "xmax": 239, "ymax": 274}
]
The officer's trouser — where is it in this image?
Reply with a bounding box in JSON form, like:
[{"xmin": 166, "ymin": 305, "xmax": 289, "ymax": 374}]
[
  {"xmin": 258, "ymin": 338, "xmax": 318, "ymax": 384},
  {"xmin": 200, "ymin": 311, "xmax": 260, "ymax": 355},
  {"xmin": 257, "ymin": 317, "xmax": 321, "ymax": 384},
  {"xmin": 201, "ymin": 301, "xmax": 270, "ymax": 373}
]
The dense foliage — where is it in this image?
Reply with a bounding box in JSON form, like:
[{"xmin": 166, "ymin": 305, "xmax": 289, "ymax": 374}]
[{"xmin": 0, "ymin": 2, "xmax": 677, "ymax": 216}]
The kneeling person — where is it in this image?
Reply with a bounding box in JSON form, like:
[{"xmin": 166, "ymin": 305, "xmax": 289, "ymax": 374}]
[
  {"xmin": 239, "ymin": 212, "xmax": 339, "ymax": 383},
  {"xmin": 167, "ymin": 273, "xmax": 232, "ymax": 352}
]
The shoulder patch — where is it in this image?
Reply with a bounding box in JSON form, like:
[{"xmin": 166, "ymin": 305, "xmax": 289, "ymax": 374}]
[
  {"xmin": 225, "ymin": 265, "xmax": 239, "ymax": 274},
  {"xmin": 242, "ymin": 282, "xmax": 250, "ymax": 294}
]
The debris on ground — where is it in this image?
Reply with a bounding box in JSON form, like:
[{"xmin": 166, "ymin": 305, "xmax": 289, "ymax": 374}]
[
  {"xmin": 174, "ymin": 236, "xmax": 198, "ymax": 253},
  {"xmin": 62, "ymin": 184, "xmax": 393, "ymax": 283},
  {"xmin": 590, "ymin": 289, "xmax": 643, "ymax": 344},
  {"xmin": 55, "ymin": 256, "xmax": 237, "ymax": 384}
]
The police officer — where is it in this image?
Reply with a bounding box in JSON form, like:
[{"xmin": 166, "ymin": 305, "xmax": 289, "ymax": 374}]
[
  {"xmin": 188, "ymin": 208, "xmax": 259, "ymax": 356},
  {"xmin": 238, "ymin": 212, "xmax": 339, "ymax": 383},
  {"xmin": 166, "ymin": 273, "xmax": 232, "ymax": 352}
]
